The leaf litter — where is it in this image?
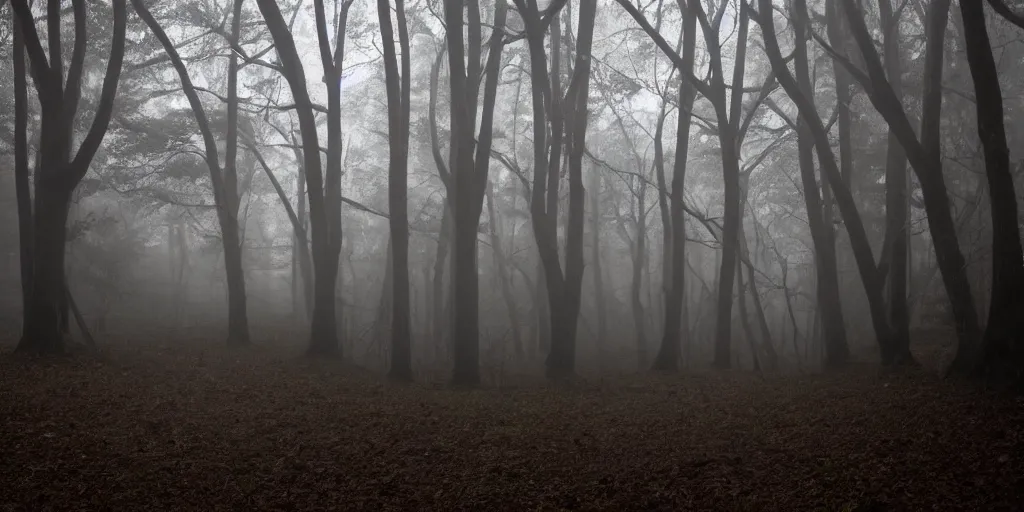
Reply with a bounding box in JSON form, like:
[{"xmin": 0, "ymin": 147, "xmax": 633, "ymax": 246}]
[{"xmin": 1, "ymin": 342, "xmax": 1022, "ymax": 511}]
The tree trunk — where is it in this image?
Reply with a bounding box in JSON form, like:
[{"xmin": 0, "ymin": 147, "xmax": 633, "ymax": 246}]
[
  {"xmin": 736, "ymin": 258, "xmax": 761, "ymax": 371},
  {"xmin": 956, "ymin": 0, "xmax": 1024, "ymax": 380},
  {"xmin": 374, "ymin": 243, "xmax": 394, "ymax": 362},
  {"xmin": 446, "ymin": 0, "xmax": 508, "ymax": 385},
  {"xmin": 13, "ymin": 21, "xmax": 32, "ymax": 342},
  {"xmin": 295, "ymin": 138, "xmax": 311, "ymax": 317},
  {"xmin": 221, "ymin": 0, "xmax": 250, "ymax": 347},
  {"xmin": 879, "ymin": 0, "xmax": 911, "ymax": 365},
  {"xmin": 760, "ymin": 0, "xmax": 891, "ymax": 366},
  {"xmin": 589, "ymin": 170, "xmax": 607, "ymax": 365},
  {"xmin": 535, "ymin": 259, "xmax": 551, "ymax": 356},
  {"xmin": 792, "ymin": 0, "xmax": 849, "ymax": 367},
  {"xmin": 380, "ymin": 0, "xmax": 413, "ymax": 381},
  {"xmin": 631, "ymin": 178, "xmax": 649, "ymax": 370},
  {"xmin": 14, "ymin": 0, "xmax": 127, "ymax": 354},
  {"xmin": 653, "ymin": 107, "xmax": 671, "ymax": 334},
  {"xmin": 486, "ymin": 182, "xmax": 525, "ymax": 358},
  {"xmin": 255, "ymin": 0, "xmax": 345, "ymax": 356},
  {"xmin": 19, "ymin": 185, "xmax": 72, "ymax": 353},
  {"xmin": 432, "ymin": 206, "xmax": 451, "ymax": 363},
  {"xmin": 652, "ymin": 3, "xmax": 697, "ymax": 372},
  {"xmin": 839, "ymin": 0, "xmax": 981, "ymax": 365}
]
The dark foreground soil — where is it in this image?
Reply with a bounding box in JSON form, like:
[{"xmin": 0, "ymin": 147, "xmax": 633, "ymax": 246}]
[{"xmin": 1, "ymin": 342, "xmax": 1022, "ymax": 511}]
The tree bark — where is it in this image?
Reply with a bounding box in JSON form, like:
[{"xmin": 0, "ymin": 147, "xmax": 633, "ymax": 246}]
[
  {"xmin": 792, "ymin": 0, "xmax": 849, "ymax": 367},
  {"xmin": 757, "ymin": 0, "xmax": 892, "ymax": 363},
  {"xmin": 379, "ymin": 0, "xmax": 413, "ymax": 381},
  {"xmin": 13, "ymin": 20, "xmax": 33, "ymax": 342},
  {"xmin": 589, "ymin": 170, "xmax": 607, "ymax": 365},
  {"xmin": 14, "ymin": 0, "xmax": 126, "ymax": 354},
  {"xmin": 432, "ymin": 206, "xmax": 451, "ymax": 363},
  {"xmin": 838, "ymin": 0, "xmax": 981, "ymax": 364},
  {"xmin": 486, "ymin": 181, "xmax": 525, "ymax": 358},
  {"xmin": 446, "ymin": 0, "xmax": 508, "ymax": 385},
  {"xmin": 254, "ymin": 0, "xmax": 349, "ymax": 356},
  {"xmin": 684, "ymin": 0, "xmax": 746, "ymax": 370},
  {"xmin": 955, "ymin": 0, "xmax": 1024, "ymax": 379},
  {"xmin": 652, "ymin": 0, "xmax": 697, "ymax": 372},
  {"xmin": 878, "ymin": 0, "xmax": 911, "ymax": 365},
  {"xmin": 134, "ymin": 0, "xmax": 250, "ymax": 347}
]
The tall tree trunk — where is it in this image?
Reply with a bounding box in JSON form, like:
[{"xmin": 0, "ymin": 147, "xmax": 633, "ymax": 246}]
[
  {"xmin": 589, "ymin": 170, "xmax": 607, "ymax": 364},
  {"xmin": 223, "ymin": 0, "xmax": 250, "ymax": 347},
  {"xmin": 652, "ymin": 1, "xmax": 696, "ymax": 372},
  {"xmin": 309, "ymin": 0, "xmax": 348, "ymax": 357},
  {"xmin": 295, "ymin": 136, "xmax": 311, "ymax": 317},
  {"xmin": 758, "ymin": 0, "xmax": 893, "ymax": 364},
  {"xmin": 631, "ymin": 177, "xmax": 650, "ymax": 369},
  {"xmin": 14, "ymin": 0, "xmax": 127, "ymax": 354},
  {"xmin": 548, "ymin": 0, "xmax": 594, "ymax": 378},
  {"xmin": 535, "ymin": 259, "xmax": 551, "ymax": 356},
  {"xmin": 447, "ymin": 0, "xmax": 508, "ymax": 385},
  {"xmin": 255, "ymin": 0, "xmax": 349, "ymax": 356},
  {"xmin": 792, "ymin": 0, "xmax": 849, "ymax": 367},
  {"xmin": 825, "ymin": 0, "xmax": 854, "ymax": 336},
  {"xmin": 955, "ymin": 0, "xmax": 1024, "ymax": 379},
  {"xmin": 515, "ymin": 0, "xmax": 572, "ymax": 378},
  {"xmin": 738, "ymin": 220, "xmax": 778, "ymax": 369},
  {"xmin": 13, "ymin": 20, "xmax": 32, "ymax": 342},
  {"xmin": 380, "ymin": 0, "xmax": 413, "ymax": 381},
  {"xmin": 826, "ymin": 0, "xmax": 854, "ymax": 191},
  {"xmin": 838, "ymin": 0, "xmax": 981, "ymax": 365},
  {"xmin": 653, "ymin": 107, "xmax": 671, "ymax": 335},
  {"xmin": 736, "ymin": 258, "xmax": 761, "ymax": 371},
  {"xmin": 879, "ymin": 0, "xmax": 911, "ymax": 365},
  {"xmin": 486, "ymin": 181, "xmax": 524, "ymax": 357},
  {"xmin": 136, "ymin": 0, "xmax": 251, "ymax": 347},
  {"xmin": 432, "ymin": 207, "xmax": 451, "ymax": 363},
  {"xmin": 428, "ymin": 42, "xmax": 451, "ymax": 365},
  {"xmin": 374, "ymin": 242, "xmax": 394, "ymax": 361}
]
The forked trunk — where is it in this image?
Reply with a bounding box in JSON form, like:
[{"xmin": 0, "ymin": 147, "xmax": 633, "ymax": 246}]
[{"xmin": 18, "ymin": 183, "xmax": 72, "ymax": 354}]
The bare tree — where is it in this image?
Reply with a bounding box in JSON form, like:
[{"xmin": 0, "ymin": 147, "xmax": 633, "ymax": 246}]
[
  {"xmin": 955, "ymin": 0, "xmax": 1024, "ymax": 380},
  {"xmin": 652, "ymin": 0, "xmax": 696, "ymax": 372},
  {"xmin": 11, "ymin": 0, "xmax": 128, "ymax": 353},
  {"xmin": 253, "ymin": 0, "xmax": 352, "ymax": 356},
  {"xmin": 832, "ymin": 0, "xmax": 980, "ymax": 365},
  {"xmin": 133, "ymin": 0, "xmax": 251, "ymax": 347},
  {"xmin": 378, "ymin": 0, "xmax": 413, "ymax": 380},
  {"xmin": 444, "ymin": 0, "xmax": 509, "ymax": 385},
  {"xmin": 791, "ymin": 0, "xmax": 849, "ymax": 367}
]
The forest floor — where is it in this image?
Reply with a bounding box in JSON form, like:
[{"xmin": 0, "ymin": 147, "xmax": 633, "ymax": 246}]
[{"xmin": 1, "ymin": 340, "xmax": 1022, "ymax": 511}]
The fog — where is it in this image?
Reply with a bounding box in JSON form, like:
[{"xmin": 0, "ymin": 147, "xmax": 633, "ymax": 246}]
[{"xmin": 1, "ymin": 0, "xmax": 1023, "ymax": 506}]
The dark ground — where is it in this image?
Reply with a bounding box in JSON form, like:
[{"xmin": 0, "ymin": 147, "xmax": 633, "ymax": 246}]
[{"xmin": 1, "ymin": 341, "xmax": 1022, "ymax": 511}]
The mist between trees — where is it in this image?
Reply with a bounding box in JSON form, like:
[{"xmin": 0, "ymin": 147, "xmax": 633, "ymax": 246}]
[{"xmin": 1, "ymin": 0, "xmax": 1022, "ymax": 386}]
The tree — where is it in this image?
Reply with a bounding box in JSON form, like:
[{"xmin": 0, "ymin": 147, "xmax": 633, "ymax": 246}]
[
  {"xmin": 444, "ymin": 0, "xmax": 509, "ymax": 385},
  {"xmin": 253, "ymin": 0, "xmax": 351, "ymax": 356},
  {"xmin": 832, "ymin": 0, "xmax": 981, "ymax": 366},
  {"xmin": 515, "ymin": 0, "xmax": 595, "ymax": 378},
  {"xmin": 12, "ymin": 12, "xmax": 31, "ymax": 343},
  {"xmin": 878, "ymin": 0, "xmax": 911, "ymax": 365},
  {"xmin": 955, "ymin": 0, "xmax": 1024, "ymax": 381},
  {"xmin": 791, "ymin": 0, "xmax": 849, "ymax": 367},
  {"xmin": 378, "ymin": 0, "xmax": 413, "ymax": 381},
  {"xmin": 132, "ymin": 0, "xmax": 250, "ymax": 347},
  {"xmin": 754, "ymin": 0, "xmax": 894, "ymax": 365},
  {"xmin": 11, "ymin": 0, "xmax": 128, "ymax": 354},
  {"xmin": 652, "ymin": 0, "xmax": 696, "ymax": 372}
]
